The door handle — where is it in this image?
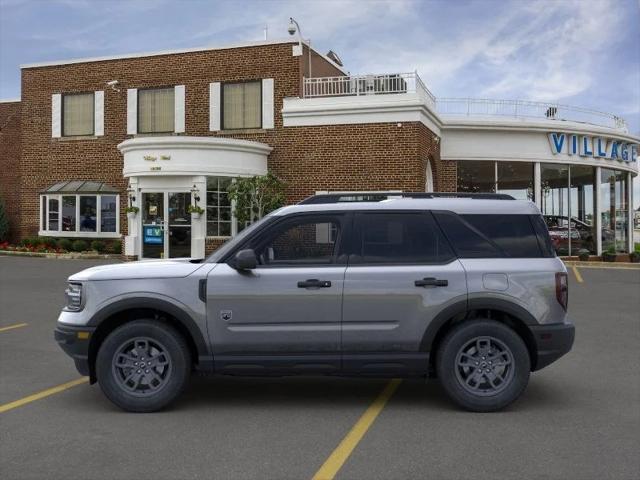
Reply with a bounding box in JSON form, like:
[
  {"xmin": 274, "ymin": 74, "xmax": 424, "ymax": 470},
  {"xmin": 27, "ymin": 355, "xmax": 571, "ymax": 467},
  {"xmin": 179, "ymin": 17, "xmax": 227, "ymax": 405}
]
[
  {"xmin": 297, "ymin": 279, "xmax": 332, "ymax": 288},
  {"xmin": 415, "ymin": 277, "xmax": 448, "ymax": 287}
]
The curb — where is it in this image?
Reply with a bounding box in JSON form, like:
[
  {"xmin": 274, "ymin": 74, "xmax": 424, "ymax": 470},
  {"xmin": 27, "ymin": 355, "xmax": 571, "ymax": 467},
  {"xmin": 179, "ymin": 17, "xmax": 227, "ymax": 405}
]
[
  {"xmin": 563, "ymin": 260, "xmax": 640, "ymax": 269},
  {"xmin": 0, "ymin": 250, "xmax": 120, "ymax": 260}
]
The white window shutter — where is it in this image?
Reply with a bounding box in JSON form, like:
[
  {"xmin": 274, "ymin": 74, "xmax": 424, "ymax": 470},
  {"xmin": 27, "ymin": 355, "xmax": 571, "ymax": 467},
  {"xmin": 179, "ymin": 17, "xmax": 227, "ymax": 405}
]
[
  {"xmin": 209, "ymin": 82, "xmax": 221, "ymax": 131},
  {"xmin": 51, "ymin": 94, "xmax": 62, "ymax": 138},
  {"xmin": 262, "ymin": 78, "xmax": 274, "ymax": 129},
  {"xmin": 94, "ymin": 91, "xmax": 104, "ymax": 136},
  {"xmin": 127, "ymin": 88, "xmax": 137, "ymax": 135},
  {"xmin": 174, "ymin": 85, "xmax": 185, "ymax": 133}
]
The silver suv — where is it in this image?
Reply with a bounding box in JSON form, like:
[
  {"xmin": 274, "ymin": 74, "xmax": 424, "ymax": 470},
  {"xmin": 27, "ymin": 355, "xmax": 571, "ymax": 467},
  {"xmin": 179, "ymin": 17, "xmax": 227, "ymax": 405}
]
[{"xmin": 55, "ymin": 193, "xmax": 575, "ymax": 412}]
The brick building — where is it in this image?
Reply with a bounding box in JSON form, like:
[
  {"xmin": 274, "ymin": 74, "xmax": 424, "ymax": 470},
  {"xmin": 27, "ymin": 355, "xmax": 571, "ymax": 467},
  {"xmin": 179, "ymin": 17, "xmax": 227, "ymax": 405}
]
[{"xmin": 0, "ymin": 38, "xmax": 638, "ymax": 258}]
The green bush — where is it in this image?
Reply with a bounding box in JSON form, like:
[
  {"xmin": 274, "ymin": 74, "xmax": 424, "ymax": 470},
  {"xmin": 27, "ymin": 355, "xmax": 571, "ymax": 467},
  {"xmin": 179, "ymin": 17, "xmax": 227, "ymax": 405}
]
[
  {"xmin": 58, "ymin": 238, "xmax": 73, "ymax": 251},
  {"xmin": 0, "ymin": 197, "xmax": 9, "ymax": 242},
  {"xmin": 72, "ymin": 240, "xmax": 88, "ymax": 252},
  {"xmin": 110, "ymin": 239, "xmax": 122, "ymax": 254},
  {"xmin": 91, "ymin": 240, "xmax": 106, "ymax": 253}
]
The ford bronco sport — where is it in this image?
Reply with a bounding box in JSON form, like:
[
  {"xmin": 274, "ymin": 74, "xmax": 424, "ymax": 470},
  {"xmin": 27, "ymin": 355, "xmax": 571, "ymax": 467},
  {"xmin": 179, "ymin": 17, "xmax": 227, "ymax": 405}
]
[{"xmin": 55, "ymin": 193, "xmax": 575, "ymax": 412}]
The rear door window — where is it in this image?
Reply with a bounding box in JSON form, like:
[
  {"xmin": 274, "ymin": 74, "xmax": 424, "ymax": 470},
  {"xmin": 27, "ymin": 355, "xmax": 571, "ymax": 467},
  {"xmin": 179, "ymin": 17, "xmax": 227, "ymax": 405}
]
[
  {"xmin": 433, "ymin": 212, "xmax": 502, "ymax": 258},
  {"xmin": 352, "ymin": 212, "xmax": 455, "ymax": 264}
]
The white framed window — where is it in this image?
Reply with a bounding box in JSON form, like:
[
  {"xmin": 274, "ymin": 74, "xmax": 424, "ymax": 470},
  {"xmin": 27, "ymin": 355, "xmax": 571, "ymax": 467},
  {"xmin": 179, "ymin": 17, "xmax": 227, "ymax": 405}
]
[
  {"xmin": 128, "ymin": 86, "xmax": 185, "ymax": 134},
  {"xmin": 206, "ymin": 177, "xmax": 233, "ymax": 237},
  {"xmin": 52, "ymin": 91, "xmax": 103, "ymax": 138},
  {"xmin": 39, "ymin": 193, "xmax": 120, "ymax": 238},
  {"xmin": 222, "ymin": 81, "xmax": 262, "ymax": 130}
]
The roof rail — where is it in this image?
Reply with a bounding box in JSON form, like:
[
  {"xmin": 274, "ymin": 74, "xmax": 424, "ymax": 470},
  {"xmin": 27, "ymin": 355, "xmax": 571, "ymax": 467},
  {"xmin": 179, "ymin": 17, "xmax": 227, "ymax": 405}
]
[{"xmin": 298, "ymin": 192, "xmax": 515, "ymax": 205}]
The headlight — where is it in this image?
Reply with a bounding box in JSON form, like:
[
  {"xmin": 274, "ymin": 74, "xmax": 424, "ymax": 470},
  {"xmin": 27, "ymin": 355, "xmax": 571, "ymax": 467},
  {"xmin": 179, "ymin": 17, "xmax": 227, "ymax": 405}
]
[{"xmin": 64, "ymin": 283, "xmax": 83, "ymax": 311}]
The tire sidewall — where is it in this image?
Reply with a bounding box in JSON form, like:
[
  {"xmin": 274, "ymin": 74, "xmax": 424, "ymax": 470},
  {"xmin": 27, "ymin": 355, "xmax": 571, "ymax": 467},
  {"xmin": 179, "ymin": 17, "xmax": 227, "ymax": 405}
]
[
  {"xmin": 436, "ymin": 320, "xmax": 531, "ymax": 412},
  {"xmin": 96, "ymin": 320, "xmax": 191, "ymax": 412}
]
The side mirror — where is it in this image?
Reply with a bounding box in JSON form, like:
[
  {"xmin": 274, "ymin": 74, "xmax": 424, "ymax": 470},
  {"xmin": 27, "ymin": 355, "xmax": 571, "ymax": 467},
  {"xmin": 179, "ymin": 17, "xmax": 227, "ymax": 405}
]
[{"xmin": 233, "ymin": 249, "xmax": 257, "ymax": 270}]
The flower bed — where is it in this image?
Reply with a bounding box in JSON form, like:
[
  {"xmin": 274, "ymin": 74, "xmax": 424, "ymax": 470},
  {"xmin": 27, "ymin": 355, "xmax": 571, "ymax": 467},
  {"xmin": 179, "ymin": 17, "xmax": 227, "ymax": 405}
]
[{"xmin": 0, "ymin": 237, "xmax": 122, "ymax": 255}]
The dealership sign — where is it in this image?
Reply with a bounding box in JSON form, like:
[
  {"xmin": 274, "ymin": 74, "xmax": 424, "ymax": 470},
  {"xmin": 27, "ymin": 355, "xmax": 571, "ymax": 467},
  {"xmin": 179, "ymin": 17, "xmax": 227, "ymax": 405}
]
[{"xmin": 548, "ymin": 133, "xmax": 638, "ymax": 162}]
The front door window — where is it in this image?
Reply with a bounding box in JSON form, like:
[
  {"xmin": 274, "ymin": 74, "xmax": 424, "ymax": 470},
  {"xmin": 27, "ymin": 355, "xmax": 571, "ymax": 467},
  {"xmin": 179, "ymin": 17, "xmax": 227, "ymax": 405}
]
[{"xmin": 142, "ymin": 193, "xmax": 165, "ymax": 259}]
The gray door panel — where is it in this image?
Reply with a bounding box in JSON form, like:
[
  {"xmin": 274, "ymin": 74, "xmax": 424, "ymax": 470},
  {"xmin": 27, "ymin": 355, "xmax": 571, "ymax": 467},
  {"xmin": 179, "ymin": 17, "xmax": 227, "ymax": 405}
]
[
  {"xmin": 342, "ymin": 262, "xmax": 468, "ymax": 357},
  {"xmin": 206, "ymin": 263, "xmax": 345, "ymax": 364}
]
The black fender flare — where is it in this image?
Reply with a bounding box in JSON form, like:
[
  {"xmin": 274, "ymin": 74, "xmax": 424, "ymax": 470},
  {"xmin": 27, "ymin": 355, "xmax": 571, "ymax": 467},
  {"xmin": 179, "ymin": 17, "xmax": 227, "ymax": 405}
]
[
  {"xmin": 87, "ymin": 297, "xmax": 210, "ymax": 360},
  {"xmin": 420, "ymin": 297, "xmax": 538, "ymax": 352}
]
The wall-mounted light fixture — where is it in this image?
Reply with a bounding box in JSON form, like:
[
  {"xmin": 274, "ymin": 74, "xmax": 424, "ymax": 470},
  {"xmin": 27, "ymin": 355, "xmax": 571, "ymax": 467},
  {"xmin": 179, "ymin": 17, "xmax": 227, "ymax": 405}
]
[
  {"xmin": 126, "ymin": 185, "xmax": 136, "ymax": 205},
  {"xmin": 191, "ymin": 184, "xmax": 201, "ymax": 204}
]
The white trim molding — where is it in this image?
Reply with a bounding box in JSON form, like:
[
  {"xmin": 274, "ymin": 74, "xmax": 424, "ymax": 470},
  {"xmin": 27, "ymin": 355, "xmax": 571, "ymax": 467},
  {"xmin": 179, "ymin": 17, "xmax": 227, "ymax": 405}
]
[
  {"xmin": 174, "ymin": 85, "xmax": 186, "ymax": 133},
  {"xmin": 209, "ymin": 82, "xmax": 221, "ymax": 131},
  {"xmin": 94, "ymin": 90, "xmax": 104, "ymax": 136},
  {"xmin": 118, "ymin": 136, "xmax": 271, "ymax": 178},
  {"xmin": 262, "ymin": 78, "xmax": 275, "ymax": 129}
]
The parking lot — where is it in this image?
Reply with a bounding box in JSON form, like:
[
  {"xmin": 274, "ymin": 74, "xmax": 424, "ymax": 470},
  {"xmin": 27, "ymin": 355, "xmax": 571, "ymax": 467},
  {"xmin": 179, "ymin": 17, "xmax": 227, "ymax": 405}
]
[{"xmin": 1, "ymin": 256, "xmax": 639, "ymax": 480}]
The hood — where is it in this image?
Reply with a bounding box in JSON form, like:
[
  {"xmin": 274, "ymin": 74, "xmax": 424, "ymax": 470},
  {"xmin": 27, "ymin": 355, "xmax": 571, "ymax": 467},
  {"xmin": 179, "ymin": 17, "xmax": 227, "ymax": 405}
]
[{"xmin": 69, "ymin": 258, "xmax": 205, "ymax": 282}]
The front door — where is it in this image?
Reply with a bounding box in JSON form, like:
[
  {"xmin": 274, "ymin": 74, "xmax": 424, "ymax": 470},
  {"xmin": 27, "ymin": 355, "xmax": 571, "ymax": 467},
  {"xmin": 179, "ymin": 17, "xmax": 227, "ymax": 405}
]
[
  {"xmin": 206, "ymin": 213, "xmax": 348, "ymax": 374},
  {"xmin": 141, "ymin": 192, "xmax": 192, "ymax": 259},
  {"xmin": 341, "ymin": 211, "xmax": 468, "ymax": 374}
]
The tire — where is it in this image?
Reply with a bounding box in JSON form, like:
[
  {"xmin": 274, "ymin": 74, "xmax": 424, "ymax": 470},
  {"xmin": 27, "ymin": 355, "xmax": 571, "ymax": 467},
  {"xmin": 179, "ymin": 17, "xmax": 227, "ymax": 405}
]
[
  {"xmin": 436, "ymin": 319, "xmax": 530, "ymax": 412},
  {"xmin": 96, "ymin": 320, "xmax": 191, "ymax": 412}
]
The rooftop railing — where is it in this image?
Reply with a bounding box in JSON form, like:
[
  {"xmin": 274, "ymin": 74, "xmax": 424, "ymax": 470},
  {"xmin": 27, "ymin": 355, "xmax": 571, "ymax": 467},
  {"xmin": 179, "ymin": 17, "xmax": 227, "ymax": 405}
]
[
  {"xmin": 435, "ymin": 98, "xmax": 628, "ymax": 132},
  {"xmin": 302, "ymin": 73, "xmax": 628, "ymax": 132},
  {"xmin": 303, "ymin": 72, "xmax": 436, "ymax": 109}
]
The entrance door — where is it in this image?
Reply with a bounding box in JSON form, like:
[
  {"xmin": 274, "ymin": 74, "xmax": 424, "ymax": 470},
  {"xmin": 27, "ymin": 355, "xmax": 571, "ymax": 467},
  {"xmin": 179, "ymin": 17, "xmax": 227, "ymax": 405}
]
[{"xmin": 141, "ymin": 192, "xmax": 192, "ymax": 259}]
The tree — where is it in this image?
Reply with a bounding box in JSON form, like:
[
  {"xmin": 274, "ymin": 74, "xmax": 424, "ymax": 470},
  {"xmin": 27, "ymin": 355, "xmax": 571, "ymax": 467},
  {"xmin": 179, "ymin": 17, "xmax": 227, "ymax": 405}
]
[
  {"xmin": 227, "ymin": 173, "xmax": 286, "ymax": 225},
  {"xmin": 0, "ymin": 197, "xmax": 9, "ymax": 242}
]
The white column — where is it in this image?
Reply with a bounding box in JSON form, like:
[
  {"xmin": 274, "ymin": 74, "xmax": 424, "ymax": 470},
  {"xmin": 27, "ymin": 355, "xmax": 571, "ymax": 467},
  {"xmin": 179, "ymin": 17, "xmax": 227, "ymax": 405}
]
[
  {"xmin": 124, "ymin": 177, "xmax": 140, "ymax": 257},
  {"xmin": 190, "ymin": 175, "xmax": 207, "ymax": 259},
  {"xmin": 595, "ymin": 166, "xmax": 602, "ymax": 256},
  {"xmin": 534, "ymin": 162, "xmax": 542, "ymax": 209},
  {"xmin": 627, "ymin": 172, "xmax": 634, "ymax": 253}
]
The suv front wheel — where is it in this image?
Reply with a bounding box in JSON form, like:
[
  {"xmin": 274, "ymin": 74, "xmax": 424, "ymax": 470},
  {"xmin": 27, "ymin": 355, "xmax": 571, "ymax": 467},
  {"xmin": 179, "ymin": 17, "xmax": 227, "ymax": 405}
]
[
  {"xmin": 96, "ymin": 320, "xmax": 191, "ymax": 412},
  {"xmin": 436, "ymin": 319, "xmax": 530, "ymax": 412}
]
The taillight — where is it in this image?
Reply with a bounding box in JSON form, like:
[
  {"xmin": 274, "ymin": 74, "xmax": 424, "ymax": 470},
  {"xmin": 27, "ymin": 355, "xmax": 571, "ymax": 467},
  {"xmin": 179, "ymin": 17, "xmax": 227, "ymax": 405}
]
[{"xmin": 555, "ymin": 272, "xmax": 568, "ymax": 311}]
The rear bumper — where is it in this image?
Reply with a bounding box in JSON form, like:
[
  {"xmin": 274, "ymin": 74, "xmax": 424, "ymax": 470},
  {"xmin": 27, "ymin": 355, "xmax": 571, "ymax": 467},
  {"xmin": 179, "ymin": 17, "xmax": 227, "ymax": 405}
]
[
  {"xmin": 54, "ymin": 324, "xmax": 95, "ymax": 377},
  {"xmin": 530, "ymin": 321, "xmax": 575, "ymax": 371}
]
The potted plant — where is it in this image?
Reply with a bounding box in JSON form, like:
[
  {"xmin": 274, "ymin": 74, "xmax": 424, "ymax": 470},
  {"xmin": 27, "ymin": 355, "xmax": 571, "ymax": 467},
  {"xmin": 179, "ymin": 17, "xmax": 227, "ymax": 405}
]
[
  {"xmin": 187, "ymin": 204, "xmax": 204, "ymax": 220},
  {"xmin": 602, "ymin": 245, "xmax": 617, "ymax": 262},
  {"xmin": 630, "ymin": 245, "xmax": 640, "ymax": 263},
  {"xmin": 577, "ymin": 249, "xmax": 590, "ymax": 261},
  {"xmin": 125, "ymin": 206, "xmax": 139, "ymax": 220}
]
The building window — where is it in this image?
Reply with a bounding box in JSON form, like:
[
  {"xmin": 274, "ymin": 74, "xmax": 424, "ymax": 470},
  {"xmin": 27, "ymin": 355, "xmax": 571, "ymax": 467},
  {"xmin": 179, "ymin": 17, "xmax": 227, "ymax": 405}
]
[
  {"xmin": 601, "ymin": 169, "xmax": 629, "ymax": 253},
  {"xmin": 206, "ymin": 177, "xmax": 233, "ymax": 237},
  {"xmin": 457, "ymin": 161, "xmax": 496, "ymax": 193},
  {"xmin": 222, "ymin": 81, "xmax": 261, "ymax": 129},
  {"xmin": 39, "ymin": 194, "xmax": 119, "ymax": 237},
  {"xmin": 497, "ymin": 162, "xmax": 534, "ymax": 201},
  {"xmin": 138, "ymin": 87, "xmax": 175, "ymax": 133},
  {"xmin": 62, "ymin": 92, "xmax": 94, "ymax": 136}
]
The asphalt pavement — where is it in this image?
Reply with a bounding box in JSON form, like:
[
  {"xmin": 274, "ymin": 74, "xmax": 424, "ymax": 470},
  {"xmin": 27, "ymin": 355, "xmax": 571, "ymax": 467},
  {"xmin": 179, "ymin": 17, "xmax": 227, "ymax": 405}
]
[{"xmin": 0, "ymin": 256, "xmax": 638, "ymax": 480}]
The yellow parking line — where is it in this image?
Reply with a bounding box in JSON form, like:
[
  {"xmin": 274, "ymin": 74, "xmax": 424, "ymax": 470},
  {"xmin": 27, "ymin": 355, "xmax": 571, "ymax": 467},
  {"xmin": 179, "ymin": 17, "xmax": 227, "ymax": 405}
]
[
  {"xmin": 0, "ymin": 377, "xmax": 89, "ymax": 414},
  {"xmin": 572, "ymin": 266, "xmax": 584, "ymax": 283},
  {"xmin": 312, "ymin": 379, "xmax": 402, "ymax": 480},
  {"xmin": 0, "ymin": 323, "xmax": 28, "ymax": 333}
]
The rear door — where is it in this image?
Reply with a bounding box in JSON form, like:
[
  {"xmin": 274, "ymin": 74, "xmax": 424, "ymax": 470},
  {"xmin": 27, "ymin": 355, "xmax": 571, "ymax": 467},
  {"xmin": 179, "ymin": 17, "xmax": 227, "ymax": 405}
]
[{"xmin": 341, "ymin": 211, "xmax": 467, "ymax": 374}]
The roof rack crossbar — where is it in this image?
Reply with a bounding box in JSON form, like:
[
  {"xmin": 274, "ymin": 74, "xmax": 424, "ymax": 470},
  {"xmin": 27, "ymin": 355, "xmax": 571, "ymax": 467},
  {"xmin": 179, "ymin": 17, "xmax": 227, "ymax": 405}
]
[{"xmin": 298, "ymin": 192, "xmax": 515, "ymax": 205}]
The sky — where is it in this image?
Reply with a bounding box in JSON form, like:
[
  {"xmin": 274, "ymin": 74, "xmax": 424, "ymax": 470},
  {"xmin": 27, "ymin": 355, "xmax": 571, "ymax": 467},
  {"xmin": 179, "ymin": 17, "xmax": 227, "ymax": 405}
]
[{"xmin": 0, "ymin": 0, "xmax": 639, "ymax": 204}]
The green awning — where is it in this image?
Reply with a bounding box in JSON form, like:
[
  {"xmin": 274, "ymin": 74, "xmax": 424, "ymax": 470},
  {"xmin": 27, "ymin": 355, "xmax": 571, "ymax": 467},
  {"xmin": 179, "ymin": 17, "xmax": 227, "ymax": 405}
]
[{"xmin": 41, "ymin": 181, "xmax": 119, "ymax": 194}]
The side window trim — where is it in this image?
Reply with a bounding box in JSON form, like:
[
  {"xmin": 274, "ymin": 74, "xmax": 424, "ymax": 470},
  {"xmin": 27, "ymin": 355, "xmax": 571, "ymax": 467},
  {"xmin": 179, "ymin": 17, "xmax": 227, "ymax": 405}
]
[
  {"xmin": 251, "ymin": 212, "xmax": 348, "ymax": 268},
  {"xmin": 348, "ymin": 210, "xmax": 457, "ymax": 266}
]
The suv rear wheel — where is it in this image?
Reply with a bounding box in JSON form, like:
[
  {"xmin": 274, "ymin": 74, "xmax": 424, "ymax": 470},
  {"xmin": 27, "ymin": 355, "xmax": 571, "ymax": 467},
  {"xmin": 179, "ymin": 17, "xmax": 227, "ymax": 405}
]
[
  {"xmin": 96, "ymin": 320, "xmax": 191, "ymax": 412},
  {"xmin": 436, "ymin": 319, "xmax": 530, "ymax": 412}
]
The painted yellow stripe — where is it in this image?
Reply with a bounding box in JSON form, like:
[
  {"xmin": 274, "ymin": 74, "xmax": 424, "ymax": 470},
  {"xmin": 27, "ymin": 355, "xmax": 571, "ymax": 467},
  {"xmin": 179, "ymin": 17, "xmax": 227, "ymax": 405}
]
[
  {"xmin": 0, "ymin": 323, "xmax": 28, "ymax": 333},
  {"xmin": 572, "ymin": 265, "xmax": 584, "ymax": 283},
  {"xmin": 0, "ymin": 377, "xmax": 88, "ymax": 414},
  {"xmin": 312, "ymin": 379, "xmax": 402, "ymax": 480}
]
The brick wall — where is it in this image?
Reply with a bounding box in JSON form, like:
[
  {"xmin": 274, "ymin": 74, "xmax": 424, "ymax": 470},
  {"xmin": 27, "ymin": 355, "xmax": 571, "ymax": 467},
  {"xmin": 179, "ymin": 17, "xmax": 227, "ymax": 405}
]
[
  {"xmin": 17, "ymin": 41, "xmax": 443, "ymax": 250},
  {"xmin": 0, "ymin": 101, "xmax": 21, "ymax": 241}
]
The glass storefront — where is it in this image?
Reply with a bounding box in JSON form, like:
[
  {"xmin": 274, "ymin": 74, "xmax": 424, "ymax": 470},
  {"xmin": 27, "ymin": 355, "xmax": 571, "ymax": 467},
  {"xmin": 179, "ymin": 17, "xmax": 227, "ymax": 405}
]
[
  {"xmin": 601, "ymin": 169, "xmax": 628, "ymax": 253},
  {"xmin": 457, "ymin": 160, "xmax": 632, "ymax": 255}
]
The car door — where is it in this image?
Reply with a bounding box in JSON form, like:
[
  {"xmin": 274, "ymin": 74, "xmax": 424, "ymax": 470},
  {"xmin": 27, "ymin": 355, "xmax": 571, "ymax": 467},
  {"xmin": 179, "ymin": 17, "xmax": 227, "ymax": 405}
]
[
  {"xmin": 341, "ymin": 211, "xmax": 467, "ymax": 374},
  {"xmin": 206, "ymin": 212, "xmax": 349, "ymax": 374}
]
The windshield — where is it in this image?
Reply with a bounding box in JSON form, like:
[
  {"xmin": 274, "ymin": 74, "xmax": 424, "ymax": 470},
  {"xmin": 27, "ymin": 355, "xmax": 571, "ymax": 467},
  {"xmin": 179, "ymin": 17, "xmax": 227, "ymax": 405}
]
[{"xmin": 206, "ymin": 214, "xmax": 275, "ymax": 263}]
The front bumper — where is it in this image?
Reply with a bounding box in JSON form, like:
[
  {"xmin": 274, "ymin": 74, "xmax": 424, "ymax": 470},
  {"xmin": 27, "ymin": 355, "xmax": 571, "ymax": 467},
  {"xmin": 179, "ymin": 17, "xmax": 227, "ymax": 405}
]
[
  {"xmin": 54, "ymin": 324, "xmax": 96, "ymax": 377},
  {"xmin": 530, "ymin": 321, "xmax": 575, "ymax": 371}
]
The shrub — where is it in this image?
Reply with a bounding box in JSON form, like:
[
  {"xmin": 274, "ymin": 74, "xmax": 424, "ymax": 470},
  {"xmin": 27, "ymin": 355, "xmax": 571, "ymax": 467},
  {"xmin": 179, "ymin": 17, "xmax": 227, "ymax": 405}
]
[
  {"xmin": 72, "ymin": 240, "xmax": 88, "ymax": 252},
  {"xmin": 58, "ymin": 238, "xmax": 73, "ymax": 251},
  {"xmin": 110, "ymin": 239, "xmax": 122, "ymax": 254},
  {"xmin": 91, "ymin": 240, "xmax": 106, "ymax": 253},
  {"xmin": 0, "ymin": 197, "xmax": 9, "ymax": 242},
  {"xmin": 577, "ymin": 249, "xmax": 590, "ymax": 261}
]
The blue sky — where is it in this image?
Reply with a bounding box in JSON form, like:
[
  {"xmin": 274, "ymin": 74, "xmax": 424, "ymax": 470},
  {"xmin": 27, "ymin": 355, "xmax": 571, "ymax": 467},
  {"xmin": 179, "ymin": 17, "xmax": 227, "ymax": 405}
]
[{"xmin": 1, "ymin": 0, "xmax": 639, "ymax": 203}]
